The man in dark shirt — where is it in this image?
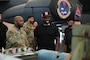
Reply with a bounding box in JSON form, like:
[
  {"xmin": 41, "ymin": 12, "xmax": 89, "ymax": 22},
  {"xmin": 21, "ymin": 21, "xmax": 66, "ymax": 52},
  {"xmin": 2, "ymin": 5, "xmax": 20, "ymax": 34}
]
[
  {"xmin": 34, "ymin": 12, "xmax": 60, "ymax": 51},
  {"xmin": 63, "ymin": 19, "xmax": 74, "ymax": 53},
  {"xmin": 0, "ymin": 19, "xmax": 8, "ymax": 49}
]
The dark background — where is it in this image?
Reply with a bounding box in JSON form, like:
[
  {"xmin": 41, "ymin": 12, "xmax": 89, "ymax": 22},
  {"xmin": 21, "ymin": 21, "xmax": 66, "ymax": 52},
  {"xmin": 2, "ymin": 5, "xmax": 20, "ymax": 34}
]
[{"xmin": 0, "ymin": 0, "xmax": 90, "ymax": 24}]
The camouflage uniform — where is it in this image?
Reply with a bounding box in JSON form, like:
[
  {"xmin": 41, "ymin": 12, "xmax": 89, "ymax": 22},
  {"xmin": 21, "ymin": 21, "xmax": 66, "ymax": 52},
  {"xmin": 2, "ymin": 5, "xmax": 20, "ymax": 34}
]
[
  {"xmin": 22, "ymin": 21, "xmax": 34, "ymax": 48},
  {"xmin": 6, "ymin": 26, "xmax": 29, "ymax": 49}
]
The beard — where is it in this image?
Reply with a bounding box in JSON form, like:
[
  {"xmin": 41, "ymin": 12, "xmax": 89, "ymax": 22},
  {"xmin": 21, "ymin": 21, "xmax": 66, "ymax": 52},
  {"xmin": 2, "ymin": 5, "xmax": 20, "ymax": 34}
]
[
  {"xmin": 18, "ymin": 25, "xmax": 22, "ymax": 28},
  {"xmin": 16, "ymin": 24, "xmax": 23, "ymax": 29},
  {"xmin": 69, "ymin": 25, "xmax": 72, "ymax": 27},
  {"xmin": 30, "ymin": 21, "xmax": 34, "ymax": 24}
]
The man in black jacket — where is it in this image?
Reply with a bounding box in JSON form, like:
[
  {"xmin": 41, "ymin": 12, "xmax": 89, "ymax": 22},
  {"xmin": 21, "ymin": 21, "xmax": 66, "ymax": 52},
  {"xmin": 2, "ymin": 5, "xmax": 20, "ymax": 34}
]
[
  {"xmin": 0, "ymin": 19, "xmax": 8, "ymax": 49},
  {"xmin": 63, "ymin": 19, "xmax": 74, "ymax": 53}
]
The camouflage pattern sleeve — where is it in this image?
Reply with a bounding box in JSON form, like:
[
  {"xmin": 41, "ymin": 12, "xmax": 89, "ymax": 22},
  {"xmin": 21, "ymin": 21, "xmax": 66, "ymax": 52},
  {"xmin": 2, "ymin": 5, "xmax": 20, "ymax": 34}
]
[
  {"xmin": 21, "ymin": 29, "xmax": 29, "ymax": 47},
  {"xmin": 23, "ymin": 22, "xmax": 33, "ymax": 32},
  {"xmin": 25, "ymin": 38, "xmax": 29, "ymax": 47},
  {"xmin": 6, "ymin": 29, "xmax": 17, "ymax": 49},
  {"xmin": 22, "ymin": 23, "xmax": 27, "ymax": 32}
]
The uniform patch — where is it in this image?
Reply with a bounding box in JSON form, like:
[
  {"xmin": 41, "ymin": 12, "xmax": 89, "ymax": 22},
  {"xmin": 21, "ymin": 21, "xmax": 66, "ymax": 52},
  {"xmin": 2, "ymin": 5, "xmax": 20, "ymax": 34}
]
[
  {"xmin": 57, "ymin": 0, "xmax": 71, "ymax": 19},
  {"xmin": 74, "ymin": 4, "xmax": 82, "ymax": 20}
]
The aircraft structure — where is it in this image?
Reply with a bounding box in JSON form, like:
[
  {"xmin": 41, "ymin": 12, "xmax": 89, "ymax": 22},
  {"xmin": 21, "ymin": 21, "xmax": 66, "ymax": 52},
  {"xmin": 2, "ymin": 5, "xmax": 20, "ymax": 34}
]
[{"xmin": 0, "ymin": 0, "xmax": 82, "ymax": 24}]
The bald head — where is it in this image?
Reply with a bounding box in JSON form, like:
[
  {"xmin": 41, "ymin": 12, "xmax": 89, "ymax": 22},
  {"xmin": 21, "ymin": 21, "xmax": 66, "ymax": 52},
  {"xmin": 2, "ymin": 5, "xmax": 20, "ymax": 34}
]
[
  {"xmin": 14, "ymin": 16, "xmax": 24, "ymax": 29},
  {"xmin": 14, "ymin": 16, "xmax": 24, "ymax": 22}
]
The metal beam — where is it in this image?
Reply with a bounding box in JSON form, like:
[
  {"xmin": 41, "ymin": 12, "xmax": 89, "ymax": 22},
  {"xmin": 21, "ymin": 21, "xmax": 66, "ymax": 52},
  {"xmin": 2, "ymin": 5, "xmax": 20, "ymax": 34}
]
[{"xmin": 0, "ymin": 0, "xmax": 10, "ymax": 1}]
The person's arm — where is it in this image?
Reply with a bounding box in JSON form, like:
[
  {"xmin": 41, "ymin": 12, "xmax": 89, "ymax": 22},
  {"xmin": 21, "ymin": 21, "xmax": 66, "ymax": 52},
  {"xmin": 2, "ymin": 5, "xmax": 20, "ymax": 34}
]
[
  {"xmin": 34, "ymin": 28, "xmax": 38, "ymax": 51},
  {"xmin": 21, "ymin": 30, "xmax": 29, "ymax": 47},
  {"xmin": 23, "ymin": 23, "xmax": 35, "ymax": 31},
  {"xmin": 62, "ymin": 34, "xmax": 67, "ymax": 46},
  {"xmin": 55, "ymin": 37, "xmax": 60, "ymax": 51},
  {"xmin": 54, "ymin": 26, "xmax": 60, "ymax": 51},
  {"xmin": 34, "ymin": 37, "xmax": 37, "ymax": 51},
  {"xmin": 61, "ymin": 28, "xmax": 67, "ymax": 52},
  {"xmin": 62, "ymin": 35, "xmax": 67, "ymax": 52},
  {"xmin": 6, "ymin": 29, "xmax": 17, "ymax": 49}
]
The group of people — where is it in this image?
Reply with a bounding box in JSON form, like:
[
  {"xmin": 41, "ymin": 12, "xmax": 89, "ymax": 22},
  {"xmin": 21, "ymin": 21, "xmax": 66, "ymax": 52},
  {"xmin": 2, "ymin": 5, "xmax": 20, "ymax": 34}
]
[
  {"xmin": 0, "ymin": 12, "xmax": 60, "ymax": 51},
  {"xmin": 6, "ymin": 16, "xmax": 39, "ymax": 49},
  {"xmin": 0, "ymin": 11, "xmax": 81, "ymax": 52},
  {"xmin": 0, "ymin": 16, "xmax": 37, "ymax": 49}
]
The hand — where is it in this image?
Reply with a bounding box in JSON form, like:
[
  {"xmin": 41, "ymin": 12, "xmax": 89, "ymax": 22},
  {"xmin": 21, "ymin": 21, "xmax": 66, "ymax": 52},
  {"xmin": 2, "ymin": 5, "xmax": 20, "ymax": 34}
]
[{"xmin": 62, "ymin": 44, "xmax": 67, "ymax": 52}]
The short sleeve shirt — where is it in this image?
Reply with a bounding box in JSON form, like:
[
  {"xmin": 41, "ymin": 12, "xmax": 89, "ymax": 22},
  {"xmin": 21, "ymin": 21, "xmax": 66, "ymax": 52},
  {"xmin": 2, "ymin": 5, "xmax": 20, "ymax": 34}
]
[{"xmin": 34, "ymin": 24, "xmax": 60, "ymax": 50}]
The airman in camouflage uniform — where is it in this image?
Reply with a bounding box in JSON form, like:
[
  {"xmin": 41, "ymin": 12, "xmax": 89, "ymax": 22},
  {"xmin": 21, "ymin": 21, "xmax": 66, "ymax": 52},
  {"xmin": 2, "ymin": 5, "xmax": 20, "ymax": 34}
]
[
  {"xmin": 22, "ymin": 16, "xmax": 35, "ymax": 48},
  {"xmin": 6, "ymin": 16, "xmax": 29, "ymax": 49}
]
